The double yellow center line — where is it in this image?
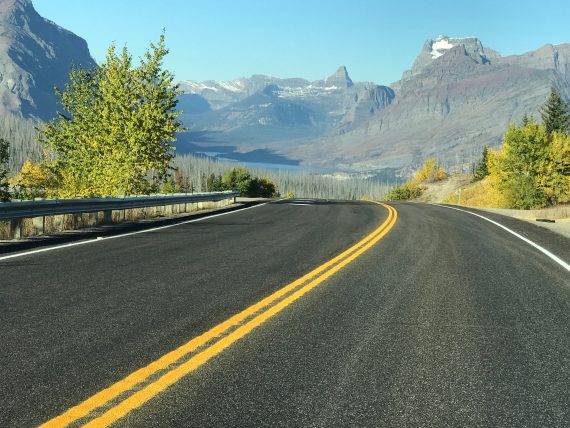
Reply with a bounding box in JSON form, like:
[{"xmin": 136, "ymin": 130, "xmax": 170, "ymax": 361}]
[{"xmin": 41, "ymin": 202, "xmax": 397, "ymax": 427}]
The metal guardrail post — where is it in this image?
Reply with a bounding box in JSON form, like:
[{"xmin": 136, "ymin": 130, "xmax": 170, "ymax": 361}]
[{"xmin": 0, "ymin": 191, "xmax": 239, "ymax": 240}]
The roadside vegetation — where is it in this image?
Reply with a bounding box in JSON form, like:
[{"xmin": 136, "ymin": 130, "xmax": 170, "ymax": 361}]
[
  {"xmin": 445, "ymin": 89, "xmax": 570, "ymax": 208},
  {"xmin": 39, "ymin": 34, "xmax": 182, "ymax": 198},
  {"xmin": 386, "ymin": 158, "xmax": 446, "ymax": 200},
  {"xmin": 394, "ymin": 87, "xmax": 570, "ymax": 210},
  {"xmin": 0, "ymin": 35, "xmax": 390, "ymax": 202},
  {"xmin": 0, "ymin": 138, "xmax": 10, "ymax": 202},
  {"xmin": 173, "ymin": 155, "xmax": 392, "ymax": 200}
]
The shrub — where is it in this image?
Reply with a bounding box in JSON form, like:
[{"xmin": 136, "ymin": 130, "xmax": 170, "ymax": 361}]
[
  {"xmin": 9, "ymin": 160, "xmax": 48, "ymax": 199},
  {"xmin": 248, "ymin": 177, "xmax": 278, "ymax": 198},
  {"xmin": 386, "ymin": 182, "xmax": 424, "ymax": 200},
  {"xmin": 442, "ymin": 179, "xmax": 508, "ymax": 208},
  {"xmin": 413, "ymin": 158, "xmax": 446, "ymax": 184}
]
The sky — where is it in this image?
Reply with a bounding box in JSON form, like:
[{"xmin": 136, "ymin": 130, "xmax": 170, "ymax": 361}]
[{"xmin": 34, "ymin": 0, "xmax": 570, "ymax": 86}]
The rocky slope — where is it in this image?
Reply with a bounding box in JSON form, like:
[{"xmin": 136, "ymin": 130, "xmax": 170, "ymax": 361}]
[
  {"xmin": 0, "ymin": 0, "xmax": 96, "ymax": 121},
  {"xmin": 291, "ymin": 36, "xmax": 570, "ymax": 174},
  {"xmin": 179, "ymin": 35, "xmax": 570, "ymax": 175}
]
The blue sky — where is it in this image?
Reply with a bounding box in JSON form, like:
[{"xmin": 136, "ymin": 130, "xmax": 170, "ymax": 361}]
[{"xmin": 34, "ymin": 0, "xmax": 570, "ymax": 85}]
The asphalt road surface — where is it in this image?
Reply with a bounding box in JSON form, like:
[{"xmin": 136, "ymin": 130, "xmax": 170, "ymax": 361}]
[{"xmin": 1, "ymin": 200, "xmax": 569, "ymax": 427}]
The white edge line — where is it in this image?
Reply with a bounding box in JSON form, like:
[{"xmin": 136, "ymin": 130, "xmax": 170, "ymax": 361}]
[
  {"xmin": 0, "ymin": 202, "xmax": 269, "ymax": 262},
  {"xmin": 434, "ymin": 204, "xmax": 570, "ymax": 273}
]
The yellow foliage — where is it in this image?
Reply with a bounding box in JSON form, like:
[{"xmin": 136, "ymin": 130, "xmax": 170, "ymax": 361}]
[
  {"xmin": 543, "ymin": 132, "xmax": 570, "ymax": 204},
  {"xmin": 412, "ymin": 158, "xmax": 446, "ymax": 185},
  {"xmin": 442, "ymin": 179, "xmax": 509, "ymax": 208},
  {"xmin": 10, "ymin": 160, "xmax": 48, "ymax": 188}
]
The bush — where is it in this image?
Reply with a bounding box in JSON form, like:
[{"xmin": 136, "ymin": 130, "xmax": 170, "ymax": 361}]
[
  {"xmin": 413, "ymin": 158, "xmax": 446, "ymax": 184},
  {"xmin": 488, "ymin": 122, "xmax": 565, "ymax": 208},
  {"xmin": 386, "ymin": 182, "xmax": 423, "ymax": 200},
  {"xmin": 220, "ymin": 167, "xmax": 278, "ymax": 197},
  {"xmin": 503, "ymin": 174, "xmax": 547, "ymax": 209},
  {"xmin": 442, "ymin": 179, "xmax": 508, "ymax": 208},
  {"xmin": 385, "ymin": 158, "xmax": 445, "ymax": 200},
  {"xmin": 9, "ymin": 160, "xmax": 48, "ymax": 199},
  {"xmin": 222, "ymin": 167, "xmax": 251, "ymax": 195},
  {"xmin": 248, "ymin": 177, "xmax": 278, "ymax": 198}
]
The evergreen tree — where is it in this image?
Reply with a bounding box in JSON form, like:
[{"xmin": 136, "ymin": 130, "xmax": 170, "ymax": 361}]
[
  {"xmin": 39, "ymin": 34, "xmax": 183, "ymax": 197},
  {"xmin": 521, "ymin": 112, "xmax": 534, "ymax": 127},
  {"xmin": 0, "ymin": 138, "xmax": 10, "ymax": 201},
  {"xmin": 472, "ymin": 146, "xmax": 490, "ymax": 182},
  {"xmin": 540, "ymin": 87, "xmax": 570, "ymax": 134}
]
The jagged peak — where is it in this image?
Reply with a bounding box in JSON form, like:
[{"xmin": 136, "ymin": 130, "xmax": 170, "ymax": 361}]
[{"xmin": 325, "ymin": 65, "xmax": 353, "ymax": 87}]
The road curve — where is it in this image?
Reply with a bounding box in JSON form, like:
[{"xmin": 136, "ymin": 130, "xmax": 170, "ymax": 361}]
[{"xmin": 1, "ymin": 200, "xmax": 570, "ymax": 427}]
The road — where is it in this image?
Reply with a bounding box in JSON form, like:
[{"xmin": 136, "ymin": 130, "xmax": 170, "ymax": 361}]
[{"xmin": 1, "ymin": 200, "xmax": 569, "ymax": 427}]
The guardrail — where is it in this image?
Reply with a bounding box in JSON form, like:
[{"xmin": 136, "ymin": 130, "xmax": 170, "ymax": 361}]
[{"xmin": 0, "ymin": 191, "xmax": 239, "ymax": 240}]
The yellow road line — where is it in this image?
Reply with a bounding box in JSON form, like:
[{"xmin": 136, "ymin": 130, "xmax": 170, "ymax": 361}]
[{"xmin": 40, "ymin": 202, "xmax": 397, "ymax": 428}]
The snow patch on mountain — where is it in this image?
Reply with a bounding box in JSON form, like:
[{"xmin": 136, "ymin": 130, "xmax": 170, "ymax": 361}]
[{"xmin": 431, "ymin": 38, "xmax": 454, "ymax": 58}]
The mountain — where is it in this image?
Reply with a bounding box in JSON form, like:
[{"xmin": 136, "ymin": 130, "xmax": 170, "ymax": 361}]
[
  {"xmin": 0, "ymin": 0, "xmax": 96, "ymax": 121},
  {"xmin": 179, "ymin": 36, "xmax": 570, "ymax": 176},
  {"xmin": 177, "ymin": 67, "xmax": 395, "ymax": 160},
  {"xmin": 288, "ymin": 36, "xmax": 570, "ymax": 175}
]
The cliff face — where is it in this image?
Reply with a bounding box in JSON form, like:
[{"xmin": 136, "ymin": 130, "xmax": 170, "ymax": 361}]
[
  {"xmin": 290, "ymin": 38, "xmax": 570, "ymax": 173},
  {"xmin": 0, "ymin": 0, "xmax": 96, "ymax": 121}
]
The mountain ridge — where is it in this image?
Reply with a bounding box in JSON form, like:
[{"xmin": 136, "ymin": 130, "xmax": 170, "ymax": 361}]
[
  {"xmin": 178, "ymin": 36, "xmax": 570, "ymax": 175},
  {"xmin": 0, "ymin": 0, "xmax": 567, "ymax": 177},
  {"xmin": 0, "ymin": 0, "xmax": 96, "ymax": 121}
]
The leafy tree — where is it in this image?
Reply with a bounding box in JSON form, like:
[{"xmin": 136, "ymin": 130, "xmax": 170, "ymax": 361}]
[
  {"xmin": 489, "ymin": 123, "xmax": 551, "ymax": 208},
  {"xmin": 540, "ymin": 132, "xmax": 570, "ymax": 204},
  {"xmin": 412, "ymin": 158, "xmax": 446, "ymax": 184},
  {"xmin": 222, "ymin": 167, "xmax": 252, "ymax": 195},
  {"xmin": 540, "ymin": 87, "xmax": 570, "ymax": 134},
  {"xmin": 386, "ymin": 182, "xmax": 423, "ymax": 200},
  {"xmin": 39, "ymin": 34, "xmax": 183, "ymax": 197},
  {"xmin": 10, "ymin": 160, "xmax": 48, "ymax": 199},
  {"xmin": 472, "ymin": 146, "xmax": 491, "ymax": 182},
  {"xmin": 0, "ymin": 138, "xmax": 10, "ymax": 201},
  {"xmin": 502, "ymin": 174, "xmax": 547, "ymax": 209},
  {"xmin": 249, "ymin": 177, "xmax": 278, "ymax": 197},
  {"xmin": 207, "ymin": 173, "xmax": 226, "ymax": 191}
]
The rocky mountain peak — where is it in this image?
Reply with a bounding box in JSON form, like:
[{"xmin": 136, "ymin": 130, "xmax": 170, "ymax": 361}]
[
  {"xmin": 325, "ymin": 65, "xmax": 353, "ymax": 87},
  {"xmin": 402, "ymin": 35, "xmax": 501, "ymax": 80},
  {"xmin": 0, "ymin": 0, "xmax": 96, "ymax": 121}
]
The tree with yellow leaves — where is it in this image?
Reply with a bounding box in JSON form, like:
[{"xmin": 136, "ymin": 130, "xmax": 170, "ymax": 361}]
[
  {"xmin": 39, "ymin": 34, "xmax": 183, "ymax": 197},
  {"xmin": 10, "ymin": 160, "xmax": 48, "ymax": 199}
]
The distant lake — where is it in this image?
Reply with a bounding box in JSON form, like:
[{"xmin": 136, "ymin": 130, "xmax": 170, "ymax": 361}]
[
  {"xmin": 217, "ymin": 158, "xmax": 306, "ymax": 171},
  {"xmin": 195, "ymin": 151, "xmax": 311, "ymax": 172}
]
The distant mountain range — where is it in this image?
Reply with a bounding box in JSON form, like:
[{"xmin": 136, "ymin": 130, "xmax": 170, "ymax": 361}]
[
  {"xmin": 180, "ymin": 35, "xmax": 570, "ymax": 175},
  {"xmin": 1, "ymin": 1, "xmax": 569, "ymax": 177},
  {"xmin": 176, "ymin": 67, "xmax": 395, "ymax": 166}
]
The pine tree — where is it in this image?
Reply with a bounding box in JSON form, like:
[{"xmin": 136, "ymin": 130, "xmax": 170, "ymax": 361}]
[
  {"xmin": 0, "ymin": 138, "xmax": 10, "ymax": 201},
  {"xmin": 473, "ymin": 146, "xmax": 490, "ymax": 182},
  {"xmin": 521, "ymin": 112, "xmax": 534, "ymax": 127},
  {"xmin": 540, "ymin": 87, "xmax": 570, "ymax": 134}
]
